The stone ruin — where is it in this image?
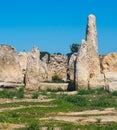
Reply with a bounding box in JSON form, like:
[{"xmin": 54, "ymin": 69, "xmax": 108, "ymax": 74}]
[
  {"xmin": 74, "ymin": 14, "xmax": 117, "ymax": 91},
  {"xmin": 0, "ymin": 14, "xmax": 117, "ymax": 92},
  {"xmin": 75, "ymin": 14, "xmax": 105, "ymax": 89},
  {"xmin": 0, "ymin": 45, "xmax": 68, "ymax": 90}
]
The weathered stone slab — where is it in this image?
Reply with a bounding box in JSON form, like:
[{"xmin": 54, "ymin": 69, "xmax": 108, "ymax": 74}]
[
  {"xmin": 39, "ymin": 83, "xmax": 68, "ymax": 91},
  {"xmin": 105, "ymin": 72, "xmax": 117, "ymax": 82},
  {"xmin": 25, "ymin": 46, "xmax": 40, "ymax": 90},
  {"xmin": 68, "ymin": 53, "xmax": 77, "ymax": 81},
  {"xmin": 106, "ymin": 82, "xmax": 117, "ymax": 92},
  {"xmin": 0, "ymin": 45, "xmax": 23, "ymax": 87},
  {"xmin": 75, "ymin": 40, "xmax": 89, "ymax": 89}
]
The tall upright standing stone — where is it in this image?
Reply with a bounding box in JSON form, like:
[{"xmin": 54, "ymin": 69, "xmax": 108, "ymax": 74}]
[
  {"xmin": 86, "ymin": 15, "xmax": 98, "ymax": 53},
  {"xmin": 75, "ymin": 14, "xmax": 105, "ymax": 89},
  {"xmin": 86, "ymin": 14, "xmax": 100, "ymax": 76},
  {"xmin": 25, "ymin": 46, "xmax": 40, "ymax": 90}
]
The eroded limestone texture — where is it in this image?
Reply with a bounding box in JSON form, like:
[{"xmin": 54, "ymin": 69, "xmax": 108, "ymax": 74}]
[
  {"xmin": 75, "ymin": 14, "xmax": 105, "ymax": 89},
  {"xmin": 0, "ymin": 45, "xmax": 23, "ymax": 87},
  {"xmin": 25, "ymin": 46, "xmax": 40, "ymax": 90},
  {"xmin": 0, "ymin": 14, "xmax": 117, "ymax": 91}
]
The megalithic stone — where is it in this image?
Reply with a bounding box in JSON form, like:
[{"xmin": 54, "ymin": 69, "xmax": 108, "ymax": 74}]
[
  {"xmin": 25, "ymin": 46, "xmax": 40, "ymax": 90},
  {"xmin": 86, "ymin": 14, "xmax": 98, "ymax": 53},
  {"xmin": 75, "ymin": 40, "xmax": 90, "ymax": 89},
  {"xmin": 75, "ymin": 14, "xmax": 104, "ymax": 89},
  {"xmin": 86, "ymin": 14, "xmax": 101, "ymax": 76}
]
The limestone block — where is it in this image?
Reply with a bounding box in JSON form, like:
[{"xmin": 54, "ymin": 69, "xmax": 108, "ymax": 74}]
[{"xmin": 0, "ymin": 45, "xmax": 23, "ymax": 87}]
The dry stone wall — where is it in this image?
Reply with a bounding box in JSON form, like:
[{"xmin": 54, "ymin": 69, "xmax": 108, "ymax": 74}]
[
  {"xmin": 101, "ymin": 53, "xmax": 117, "ymax": 91},
  {"xmin": 0, "ymin": 44, "xmax": 68, "ymax": 90},
  {"xmin": 47, "ymin": 54, "xmax": 68, "ymax": 82}
]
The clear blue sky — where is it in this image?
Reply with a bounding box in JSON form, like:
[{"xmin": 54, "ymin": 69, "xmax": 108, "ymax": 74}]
[{"xmin": 0, "ymin": 0, "xmax": 117, "ymax": 54}]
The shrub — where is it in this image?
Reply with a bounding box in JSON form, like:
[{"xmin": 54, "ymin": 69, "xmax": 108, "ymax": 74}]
[
  {"xmin": 70, "ymin": 43, "xmax": 80, "ymax": 53},
  {"xmin": 40, "ymin": 51, "xmax": 50, "ymax": 62},
  {"xmin": 32, "ymin": 93, "xmax": 39, "ymax": 99},
  {"xmin": 111, "ymin": 91, "xmax": 117, "ymax": 96},
  {"xmin": 52, "ymin": 75, "xmax": 63, "ymax": 83},
  {"xmin": 53, "ymin": 52, "xmax": 62, "ymax": 55},
  {"xmin": 11, "ymin": 112, "xmax": 19, "ymax": 118}
]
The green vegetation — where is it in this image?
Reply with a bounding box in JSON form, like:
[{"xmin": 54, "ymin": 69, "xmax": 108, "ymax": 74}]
[
  {"xmin": 52, "ymin": 74, "xmax": 64, "ymax": 83},
  {"xmin": 32, "ymin": 92, "xmax": 39, "ymax": 99},
  {"xmin": 40, "ymin": 51, "xmax": 50, "ymax": 62},
  {"xmin": 24, "ymin": 121, "xmax": 40, "ymax": 130},
  {"xmin": 17, "ymin": 87, "xmax": 25, "ymax": 98},
  {"xmin": 78, "ymin": 87, "xmax": 106, "ymax": 95},
  {"xmin": 70, "ymin": 43, "xmax": 81, "ymax": 53},
  {"xmin": 0, "ymin": 87, "xmax": 117, "ymax": 129},
  {"xmin": 0, "ymin": 102, "xmax": 49, "ymax": 108},
  {"xmin": 17, "ymin": 121, "xmax": 117, "ymax": 130},
  {"xmin": 43, "ymin": 74, "xmax": 65, "ymax": 83},
  {"xmin": 111, "ymin": 90, "xmax": 117, "ymax": 96},
  {"xmin": 53, "ymin": 52, "xmax": 62, "ymax": 55},
  {"xmin": 62, "ymin": 95, "xmax": 88, "ymax": 107},
  {"xmin": 0, "ymin": 87, "xmax": 24, "ymax": 99},
  {"xmin": 66, "ymin": 43, "xmax": 80, "ymax": 63},
  {"xmin": 57, "ymin": 89, "xmax": 117, "ymax": 110},
  {"xmin": 0, "ymin": 89, "xmax": 16, "ymax": 99}
]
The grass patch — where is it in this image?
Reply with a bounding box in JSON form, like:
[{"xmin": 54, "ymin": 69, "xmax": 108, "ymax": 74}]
[
  {"xmin": 2, "ymin": 93, "xmax": 112, "ymax": 117},
  {"xmin": 38, "ymin": 89, "xmax": 47, "ymax": 96},
  {"xmin": 1, "ymin": 87, "xmax": 117, "ymax": 129},
  {"xmin": 16, "ymin": 87, "xmax": 25, "ymax": 99},
  {"xmin": 0, "ymin": 102, "xmax": 51, "ymax": 108},
  {"xmin": 0, "ymin": 89, "xmax": 16, "ymax": 99},
  {"xmin": 63, "ymin": 95, "xmax": 88, "ymax": 106},
  {"xmin": 24, "ymin": 121, "xmax": 40, "ymax": 130},
  {"xmin": 111, "ymin": 91, "xmax": 117, "ymax": 96},
  {"xmin": 0, "ymin": 87, "xmax": 25, "ymax": 99},
  {"xmin": 32, "ymin": 92, "xmax": 39, "ymax": 99},
  {"xmin": 16, "ymin": 121, "xmax": 117, "ymax": 130},
  {"xmin": 78, "ymin": 87, "xmax": 106, "ymax": 95},
  {"xmin": 56, "ymin": 93, "xmax": 117, "ymax": 110}
]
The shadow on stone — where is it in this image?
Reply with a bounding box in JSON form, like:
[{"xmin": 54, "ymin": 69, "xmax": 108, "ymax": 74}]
[{"xmin": 67, "ymin": 80, "xmax": 75, "ymax": 91}]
